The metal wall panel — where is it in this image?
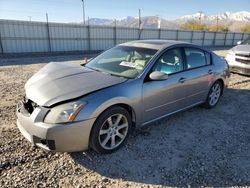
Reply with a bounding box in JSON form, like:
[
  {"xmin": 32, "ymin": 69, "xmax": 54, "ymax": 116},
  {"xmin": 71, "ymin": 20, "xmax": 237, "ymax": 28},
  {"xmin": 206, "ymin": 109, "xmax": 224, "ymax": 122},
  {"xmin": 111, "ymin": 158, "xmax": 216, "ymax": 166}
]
[
  {"xmin": 178, "ymin": 31, "xmax": 192, "ymax": 40},
  {"xmin": 203, "ymin": 39, "xmax": 213, "ymax": 46},
  {"xmin": 192, "ymin": 31, "xmax": 204, "ymax": 45},
  {"xmin": 140, "ymin": 29, "xmax": 159, "ymax": 39},
  {"xmin": 192, "ymin": 40, "xmax": 203, "ymax": 45},
  {"xmin": 243, "ymin": 33, "xmax": 250, "ymax": 40},
  {"xmin": 193, "ymin": 31, "xmax": 203, "ymax": 39},
  {"xmin": 234, "ymin": 33, "xmax": 243, "ymax": 40},
  {"xmin": 0, "ymin": 20, "xmax": 49, "ymax": 53},
  {"xmin": 91, "ymin": 39, "xmax": 114, "ymax": 51},
  {"xmin": 214, "ymin": 33, "xmax": 226, "ymax": 46},
  {"xmin": 116, "ymin": 27, "xmax": 139, "ymax": 40},
  {"xmin": 204, "ymin": 32, "xmax": 215, "ymax": 39},
  {"xmin": 160, "ymin": 30, "xmax": 177, "ymax": 39},
  {"xmin": 90, "ymin": 26, "xmax": 114, "ymax": 39},
  {"xmin": 1, "ymin": 19, "xmax": 250, "ymax": 54}
]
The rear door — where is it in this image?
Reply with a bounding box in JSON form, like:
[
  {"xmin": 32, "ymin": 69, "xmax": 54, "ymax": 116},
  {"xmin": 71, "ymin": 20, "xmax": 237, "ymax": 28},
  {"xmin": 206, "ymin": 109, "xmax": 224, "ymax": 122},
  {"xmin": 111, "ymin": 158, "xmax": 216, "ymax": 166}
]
[{"xmin": 183, "ymin": 47, "xmax": 214, "ymax": 106}]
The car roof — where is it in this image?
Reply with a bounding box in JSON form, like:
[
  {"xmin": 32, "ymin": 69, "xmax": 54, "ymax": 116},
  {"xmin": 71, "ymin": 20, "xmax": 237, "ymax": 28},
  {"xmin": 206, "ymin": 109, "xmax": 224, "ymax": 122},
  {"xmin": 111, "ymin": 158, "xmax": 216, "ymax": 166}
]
[{"xmin": 119, "ymin": 40, "xmax": 190, "ymax": 50}]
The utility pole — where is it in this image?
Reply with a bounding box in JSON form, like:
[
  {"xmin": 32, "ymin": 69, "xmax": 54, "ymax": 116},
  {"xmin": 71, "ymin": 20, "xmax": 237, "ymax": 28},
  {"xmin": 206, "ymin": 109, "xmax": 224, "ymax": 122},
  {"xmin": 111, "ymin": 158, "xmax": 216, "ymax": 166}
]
[
  {"xmin": 139, "ymin": 8, "xmax": 142, "ymax": 29},
  {"xmin": 157, "ymin": 15, "xmax": 161, "ymax": 29},
  {"xmin": 82, "ymin": 0, "xmax": 86, "ymax": 24},
  {"xmin": 216, "ymin": 16, "xmax": 219, "ymax": 32},
  {"xmin": 138, "ymin": 8, "xmax": 142, "ymax": 40},
  {"xmin": 28, "ymin": 16, "xmax": 32, "ymax": 21},
  {"xmin": 198, "ymin": 11, "xmax": 203, "ymax": 25},
  {"xmin": 46, "ymin": 13, "xmax": 51, "ymax": 52},
  {"xmin": 87, "ymin": 16, "xmax": 90, "ymax": 25}
]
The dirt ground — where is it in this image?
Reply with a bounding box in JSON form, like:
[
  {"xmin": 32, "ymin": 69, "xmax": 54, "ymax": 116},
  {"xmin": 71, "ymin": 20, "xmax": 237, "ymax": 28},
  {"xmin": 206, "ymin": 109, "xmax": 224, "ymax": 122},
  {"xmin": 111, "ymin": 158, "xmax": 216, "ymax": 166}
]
[{"xmin": 0, "ymin": 50, "xmax": 250, "ymax": 187}]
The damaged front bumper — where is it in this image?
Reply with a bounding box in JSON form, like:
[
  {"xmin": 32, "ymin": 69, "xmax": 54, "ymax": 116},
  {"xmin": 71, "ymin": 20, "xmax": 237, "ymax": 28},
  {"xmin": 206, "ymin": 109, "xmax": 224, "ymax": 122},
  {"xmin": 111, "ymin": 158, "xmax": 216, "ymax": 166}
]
[{"xmin": 16, "ymin": 101, "xmax": 96, "ymax": 152}]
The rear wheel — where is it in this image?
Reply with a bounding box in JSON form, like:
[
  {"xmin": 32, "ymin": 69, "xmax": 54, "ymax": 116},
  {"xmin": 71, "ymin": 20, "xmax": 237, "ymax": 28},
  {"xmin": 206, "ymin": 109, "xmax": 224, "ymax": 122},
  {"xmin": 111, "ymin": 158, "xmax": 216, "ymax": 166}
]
[
  {"xmin": 204, "ymin": 81, "xmax": 222, "ymax": 108},
  {"xmin": 90, "ymin": 106, "xmax": 132, "ymax": 154}
]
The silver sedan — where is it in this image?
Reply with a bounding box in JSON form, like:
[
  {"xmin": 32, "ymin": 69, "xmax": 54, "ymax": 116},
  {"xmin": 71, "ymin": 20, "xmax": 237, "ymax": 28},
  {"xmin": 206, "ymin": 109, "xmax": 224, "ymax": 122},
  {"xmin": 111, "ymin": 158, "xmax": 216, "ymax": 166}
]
[{"xmin": 17, "ymin": 40, "xmax": 230, "ymax": 153}]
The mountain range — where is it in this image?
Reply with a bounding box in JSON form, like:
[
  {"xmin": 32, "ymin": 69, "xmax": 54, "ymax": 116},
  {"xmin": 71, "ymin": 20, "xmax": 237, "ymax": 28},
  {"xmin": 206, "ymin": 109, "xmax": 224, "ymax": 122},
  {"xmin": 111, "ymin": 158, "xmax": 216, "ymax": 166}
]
[{"xmin": 86, "ymin": 11, "xmax": 250, "ymax": 32}]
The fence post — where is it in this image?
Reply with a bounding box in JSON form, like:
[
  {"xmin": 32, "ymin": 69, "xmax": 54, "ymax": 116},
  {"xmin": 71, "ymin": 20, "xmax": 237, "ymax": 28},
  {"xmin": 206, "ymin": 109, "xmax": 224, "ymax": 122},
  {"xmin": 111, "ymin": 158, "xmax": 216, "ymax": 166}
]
[
  {"xmin": 241, "ymin": 32, "xmax": 245, "ymax": 41},
  {"xmin": 138, "ymin": 28, "xmax": 142, "ymax": 40},
  {"xmin": 87, "ymin": 25, "xmax": 91, "ymax": 51},
  {"xmin": 190, "ymin": 30, "xmax": 194, "ymax": 43},
  {"xmin": 113, "ymin": 22, "xmax": 117, "ymax": 46},
  {"xmin": 46, "ymin": 13, "xmax": 51, "ymax": 52},
  {"xmin": 0, "ymin": 29, "xmax": 3, "ymax": 54},
  {"xmin": 223, "ymin": 32, "xmax": 227, "ymax": 46},
  {"xmin": 212, "ymin": 32, "xmax": 217, "ymax": 47},
  {"xmin": 232, "ymin": 32, "xmax": 235, "ymax": 46},
  {"xmin": 202, "ymin": 31, "xmax": 205, "ymax": 46},
  {"xmin": 176, "ymin": 30, "xmax": 179, "ymax": 40},
  {"xmin": 158, "ymin": 28, "xmax": 161, "ymax": 39}
]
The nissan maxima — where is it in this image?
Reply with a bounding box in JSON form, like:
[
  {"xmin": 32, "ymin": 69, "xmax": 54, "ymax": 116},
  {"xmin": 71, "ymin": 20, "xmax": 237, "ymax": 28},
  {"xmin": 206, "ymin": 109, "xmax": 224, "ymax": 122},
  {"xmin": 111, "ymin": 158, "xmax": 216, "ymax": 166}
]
[
  {"xmin": 17, "ymin": 40, "xmax": 230, "ymax": 153},
  {"xmin": 226, "ymin": 37, "xmax": 250, "ymax": 76}
]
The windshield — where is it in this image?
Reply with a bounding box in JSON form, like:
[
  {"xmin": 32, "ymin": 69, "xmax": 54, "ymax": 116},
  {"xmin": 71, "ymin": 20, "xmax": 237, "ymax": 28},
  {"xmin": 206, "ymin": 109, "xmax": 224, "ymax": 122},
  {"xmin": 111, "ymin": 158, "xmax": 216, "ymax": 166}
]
[
  {"xmin": 241, "ymin": 37, "xmax": 250, "ymax": 45},
  {"xmin": 85, "ymin": 46, "xmax": 157, "ymax": 78}
]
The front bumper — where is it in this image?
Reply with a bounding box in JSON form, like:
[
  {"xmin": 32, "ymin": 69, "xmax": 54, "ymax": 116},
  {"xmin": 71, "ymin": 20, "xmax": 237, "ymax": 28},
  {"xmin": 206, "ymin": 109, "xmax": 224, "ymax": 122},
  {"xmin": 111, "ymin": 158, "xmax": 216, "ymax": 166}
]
[
  {"xmin": 226, "ymin": 55, "xmax": 250, "ymax": 76},
  {"xmin": 16, "ymin": 104, "xmax": 96, "ymax": 152}
]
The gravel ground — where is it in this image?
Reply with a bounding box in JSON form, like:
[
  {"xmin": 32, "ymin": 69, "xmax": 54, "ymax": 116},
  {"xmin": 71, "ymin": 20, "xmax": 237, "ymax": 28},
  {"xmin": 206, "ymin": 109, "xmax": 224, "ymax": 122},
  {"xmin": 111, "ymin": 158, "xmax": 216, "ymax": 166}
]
[{"xmin": 0, "ymin": 50, "xmax": 250, "ymax": 187}]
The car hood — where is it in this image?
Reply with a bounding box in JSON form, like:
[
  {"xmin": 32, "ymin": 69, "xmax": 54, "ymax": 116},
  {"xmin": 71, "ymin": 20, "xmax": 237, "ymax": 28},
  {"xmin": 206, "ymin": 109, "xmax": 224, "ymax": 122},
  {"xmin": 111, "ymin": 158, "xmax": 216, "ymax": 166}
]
[
  {"xmin": 25, "ymin": 62, "xmax": 127, "ymax": 106},
  {"xmin": 232, "ymin": 45, "xmax": 250, "ymax": 54}
]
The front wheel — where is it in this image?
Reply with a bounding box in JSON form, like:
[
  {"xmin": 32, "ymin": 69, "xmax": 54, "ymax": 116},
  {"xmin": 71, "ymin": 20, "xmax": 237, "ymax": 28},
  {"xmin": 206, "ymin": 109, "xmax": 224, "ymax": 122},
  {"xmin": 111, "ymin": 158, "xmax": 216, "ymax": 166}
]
[
  {"xmin": 204, "ymin": 81, "xmax": 223, "ymax": 108},
  {"xmin": 90, "ymin": 106, "xmax": 132, "ymax": 154}
]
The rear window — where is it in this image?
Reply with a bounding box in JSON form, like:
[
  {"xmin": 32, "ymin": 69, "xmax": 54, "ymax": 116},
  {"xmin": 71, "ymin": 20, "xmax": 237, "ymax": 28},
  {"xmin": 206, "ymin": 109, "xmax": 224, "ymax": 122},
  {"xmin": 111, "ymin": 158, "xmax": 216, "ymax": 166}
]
[{"xmin": 184, "ymin": 48, "xmax": 207, "ymax": 69}]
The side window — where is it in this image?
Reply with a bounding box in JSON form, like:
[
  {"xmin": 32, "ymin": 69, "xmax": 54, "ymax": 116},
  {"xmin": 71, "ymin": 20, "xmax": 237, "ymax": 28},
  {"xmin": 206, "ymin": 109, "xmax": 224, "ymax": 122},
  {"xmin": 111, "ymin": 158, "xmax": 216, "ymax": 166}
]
[
  {"xmin": 152, "ymin": 48, "xmax": 184, "ymax": 75},
  {"xmin": 205, "ymin": 51, "xmax": 211, "ymax": 65},
  {"xmin": 184, "ymin": 48, "xmax": 207, "ymax": 69}
]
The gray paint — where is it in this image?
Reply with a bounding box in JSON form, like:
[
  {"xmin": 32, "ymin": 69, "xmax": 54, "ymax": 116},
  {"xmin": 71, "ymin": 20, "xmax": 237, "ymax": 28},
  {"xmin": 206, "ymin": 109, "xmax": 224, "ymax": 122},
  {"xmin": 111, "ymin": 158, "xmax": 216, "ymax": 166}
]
[
  {"xmin": 17, "ymin": 40, "xmax": 230, "ymax": 152},
  {"xmin": 25, "ymin": 62, "xmax": 126, "ymax": 106}
]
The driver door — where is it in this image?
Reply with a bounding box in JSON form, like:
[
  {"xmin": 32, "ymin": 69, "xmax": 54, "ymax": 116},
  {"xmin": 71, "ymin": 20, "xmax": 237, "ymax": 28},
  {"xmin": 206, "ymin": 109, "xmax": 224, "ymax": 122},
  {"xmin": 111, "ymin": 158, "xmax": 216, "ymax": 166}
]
[{"xmin": 142, "ymin": 48, "xmax": 188, "ymax": 123}]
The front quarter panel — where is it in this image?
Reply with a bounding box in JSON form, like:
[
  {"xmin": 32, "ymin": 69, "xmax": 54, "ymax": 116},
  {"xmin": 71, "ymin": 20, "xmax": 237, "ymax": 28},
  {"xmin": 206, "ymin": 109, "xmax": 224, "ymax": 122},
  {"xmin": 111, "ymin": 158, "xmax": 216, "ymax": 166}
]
[{"xmin": 75, "ymin": 78, "xmax": 143, "ymax": 125}]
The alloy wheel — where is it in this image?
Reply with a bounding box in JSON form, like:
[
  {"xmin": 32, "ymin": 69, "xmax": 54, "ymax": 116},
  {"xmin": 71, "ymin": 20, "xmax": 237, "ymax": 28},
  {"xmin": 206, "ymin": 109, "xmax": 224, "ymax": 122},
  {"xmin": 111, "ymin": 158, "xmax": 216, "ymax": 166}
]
[
  {"xmin": 98, "ymin": 114, "xmax": 129, "ymax": 150},
  {"xmin": 209, "ymin": 83, "xmax": 221, "ymax": 106}
]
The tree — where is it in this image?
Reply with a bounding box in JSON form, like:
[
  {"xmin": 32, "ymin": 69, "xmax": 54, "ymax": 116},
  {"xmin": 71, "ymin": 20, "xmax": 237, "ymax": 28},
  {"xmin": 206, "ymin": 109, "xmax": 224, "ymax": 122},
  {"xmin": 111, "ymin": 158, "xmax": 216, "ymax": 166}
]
[
  {"xmin": 241, "ymin": 24, "xmax": 250, "ymax": 33},
  {"xmin": 208, "ymin": 25, "xmax": 229, "ymax": 32},
  {"xmin": 179, "ymin": 21, "xmax": 206, "ymax": 31}
]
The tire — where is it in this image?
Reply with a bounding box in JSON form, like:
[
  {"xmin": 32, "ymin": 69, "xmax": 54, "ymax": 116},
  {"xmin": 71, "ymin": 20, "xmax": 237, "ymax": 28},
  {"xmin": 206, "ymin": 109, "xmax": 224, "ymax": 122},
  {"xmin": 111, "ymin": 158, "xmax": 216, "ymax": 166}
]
[
  {"xmin": 89, "ymin": 106, "xmax": 132, "ymax": 154},
  {"xmin": 203, "ymin": 81, "xmax": 223, "ymax": 109}
]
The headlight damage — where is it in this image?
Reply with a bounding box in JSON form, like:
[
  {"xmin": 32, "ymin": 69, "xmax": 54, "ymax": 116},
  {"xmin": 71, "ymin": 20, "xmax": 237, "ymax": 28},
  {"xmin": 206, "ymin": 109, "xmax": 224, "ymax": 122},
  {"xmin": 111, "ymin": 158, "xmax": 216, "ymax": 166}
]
[{"xmin": 44, "ymin": 101, "xmax": 87, "ymax": 124}]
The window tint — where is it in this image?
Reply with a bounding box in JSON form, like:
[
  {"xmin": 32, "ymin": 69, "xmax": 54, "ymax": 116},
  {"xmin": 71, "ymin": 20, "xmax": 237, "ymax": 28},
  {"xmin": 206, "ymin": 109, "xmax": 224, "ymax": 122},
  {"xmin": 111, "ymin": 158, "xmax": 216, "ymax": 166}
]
[
  {"xmin": 184, "ymin": 48, "xmax": 207, "ymax": 69},
  {"xmin": 152, "ymin": 48, "xmax": 184, "ymax": 75}
]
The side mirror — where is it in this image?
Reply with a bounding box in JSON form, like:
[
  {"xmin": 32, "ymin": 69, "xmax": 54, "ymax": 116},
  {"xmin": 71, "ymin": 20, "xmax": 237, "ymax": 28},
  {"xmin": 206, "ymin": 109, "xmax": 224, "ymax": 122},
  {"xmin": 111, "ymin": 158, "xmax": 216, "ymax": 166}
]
[
  {"xmin": 149, "ymin": 71, "xmax": 168, "ymax": 81},
  {"xmin": 237, "ymin": 41, "xmax": 242, "ymax": 45},
  {"xmin": 81, "ymin": 57, "xmax": 93, "ymax": 65}
]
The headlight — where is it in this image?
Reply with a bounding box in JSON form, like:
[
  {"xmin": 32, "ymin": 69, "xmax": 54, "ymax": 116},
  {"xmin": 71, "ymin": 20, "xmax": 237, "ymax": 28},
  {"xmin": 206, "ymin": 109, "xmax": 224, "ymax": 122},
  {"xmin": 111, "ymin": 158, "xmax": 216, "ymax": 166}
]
[{"xmin": 44, "ymin": 101, "xmax": 86, "ymax": 124}]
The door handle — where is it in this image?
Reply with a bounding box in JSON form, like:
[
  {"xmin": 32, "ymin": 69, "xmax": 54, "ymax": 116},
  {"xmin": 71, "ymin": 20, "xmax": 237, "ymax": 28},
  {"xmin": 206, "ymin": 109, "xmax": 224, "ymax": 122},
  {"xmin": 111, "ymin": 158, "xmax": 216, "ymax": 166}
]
[
  {"xmin": 179, "ymin": 77, "xmax": 186, "ymax": 83},
  {"xmin": 208, "ymin": 69, "xmax": 213, "ymax": 74}
]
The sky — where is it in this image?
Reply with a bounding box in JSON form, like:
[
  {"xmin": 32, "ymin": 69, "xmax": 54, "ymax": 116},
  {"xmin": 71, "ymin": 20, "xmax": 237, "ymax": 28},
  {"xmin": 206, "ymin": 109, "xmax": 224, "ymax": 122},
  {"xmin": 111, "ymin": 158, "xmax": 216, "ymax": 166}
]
[{"xmin": 0, "ymin": 0, "xmax": 250, "ymax": 22}]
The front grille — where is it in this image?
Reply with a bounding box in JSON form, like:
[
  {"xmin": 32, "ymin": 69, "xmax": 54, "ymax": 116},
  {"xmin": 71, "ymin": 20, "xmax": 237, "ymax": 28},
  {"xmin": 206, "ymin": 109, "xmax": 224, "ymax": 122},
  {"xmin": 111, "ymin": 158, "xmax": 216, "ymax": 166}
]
[
  {"xmin": 236, "ymin": 53, "xmax": 250, "ymax": 58},
  {"xmin": 231, "ymin": 67, "xmax": 250, "ymax": 75},
  {"xmin": 235, "ymin": 58, "xmax": 250, "ymax": 64}
]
